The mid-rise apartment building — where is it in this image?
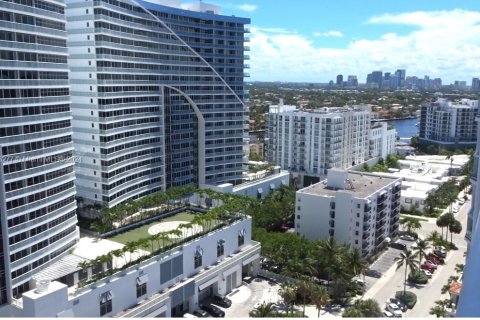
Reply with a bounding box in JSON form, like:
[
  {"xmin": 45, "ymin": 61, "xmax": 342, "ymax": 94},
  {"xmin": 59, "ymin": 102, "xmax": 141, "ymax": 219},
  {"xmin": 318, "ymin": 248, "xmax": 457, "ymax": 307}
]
[
  {"xmin": 67, "ymin": 0, "xmax": 250, "ymax": 209},
  {"xmin": 266, "ymin": 103, "xmax": 372, "ymax": 179},
  {"xmin": 419, "ymin": 98, "xmax": 479, "ymax": 149},
  {"xmin": 0, "ymin": 0, "xmax": 79, "ymax": 302},
  {"xmin": 369, "ymin": 122, "xmax": 396, "ymax": 159},
  {"xmin": 295, "ymin": 169, "xmax": 402, "ymax": 257}
]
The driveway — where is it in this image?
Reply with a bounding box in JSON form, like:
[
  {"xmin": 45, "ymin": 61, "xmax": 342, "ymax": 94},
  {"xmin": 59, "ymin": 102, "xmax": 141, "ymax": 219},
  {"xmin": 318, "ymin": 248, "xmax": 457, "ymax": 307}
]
[{"xmin": 224, "ymin": 278, "xmax": 281, "ymax": 318}]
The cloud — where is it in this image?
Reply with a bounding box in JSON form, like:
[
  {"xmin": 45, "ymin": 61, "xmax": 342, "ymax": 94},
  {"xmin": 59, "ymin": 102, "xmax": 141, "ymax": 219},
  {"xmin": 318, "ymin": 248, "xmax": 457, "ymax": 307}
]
[
  {"xmin": 249, "ymin": 10, "xmax": 480, "ymax": 83},
  {"xmin": 313, "ymin": 30, "xmax": 344, "ymax": 38},
  {"xmin": 236, "ymin": 4, "xmax": 257, "ymax": 12}
]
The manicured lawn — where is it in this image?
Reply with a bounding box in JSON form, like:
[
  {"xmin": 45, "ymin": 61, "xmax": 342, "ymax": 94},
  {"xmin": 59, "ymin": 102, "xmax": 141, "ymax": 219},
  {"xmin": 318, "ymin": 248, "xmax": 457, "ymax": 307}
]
[{"xmin": 109, "ymin": 211, "xmax": 196, "ymax": 246}]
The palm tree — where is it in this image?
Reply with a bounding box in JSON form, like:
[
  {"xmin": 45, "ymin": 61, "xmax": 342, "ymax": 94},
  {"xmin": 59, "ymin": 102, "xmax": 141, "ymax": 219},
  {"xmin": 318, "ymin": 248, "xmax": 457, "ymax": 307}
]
[
  {"xmin": 405, "ymin": 218, "xmax": 422, "ymax": 235},
  {"xmin": 413, "ymin": 239, "xmax": 430, "ymax": 265},
  {"xmin": 455, "ymin": 263, "xmax": 464, "ymax": 273},
  {"xmin": 318, "ymin": 238, "xmax": 340, "ymax": 287},
  {"xmin": 249, "ymin": 302, "xmax": 278, "ymax": 317},
  {"xmin": 429, "ymin": 306, "xmax": 447, "ymax": 318},
  {"xmin": 394, "ymin": 249, "xmax": 418, "ymax": 295},
  {"xmin": 345, "ymin": 248, "xmax": 368, "ymax": 284},
  {"xmin": 279, "ymin": 283, "xmax": 297, "ymax": 315},
  {"xmin": 312, "ymin": 286, "xmax": 329, "ymax": 317},
  {"xmin": 297, "ymin": 276, "xmax": 312, "ymax": 317},
  {"xmin": 427, "ymin": 231, "xmax": 442, "ymax": 247}
]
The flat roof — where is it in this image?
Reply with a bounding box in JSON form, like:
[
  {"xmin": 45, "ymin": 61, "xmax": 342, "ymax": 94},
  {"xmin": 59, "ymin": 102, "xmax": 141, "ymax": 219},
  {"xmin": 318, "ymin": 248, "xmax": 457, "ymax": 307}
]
[
  {"xmin": 300, "ymin": 172, "xmax": 399, "ymax": 198},
  {"xmin": 32, "ymin": 254, "xmax": 86, "ymax": 282}
]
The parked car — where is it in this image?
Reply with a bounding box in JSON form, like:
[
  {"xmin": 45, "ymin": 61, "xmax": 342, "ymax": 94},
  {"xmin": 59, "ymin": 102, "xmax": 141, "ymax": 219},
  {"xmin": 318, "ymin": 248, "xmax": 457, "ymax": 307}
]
[
  {"xmin": 365, "ymin": 269, "xmax": 382, "ymax": 278},
  {"xmin": 385, "ymin": 303, "xmax": 403, "ymax": 317},
  {"xmin": 421, "ymin": 269, "xmax": 433, "ymax": 278},
  {"xmin": 383, "ymin": 310, "xmax": 394, "ymax": 318},
  {"xmin": 212, "ymin": 295, "xmax": 232, "ymax": 308},
  {"xmin": 390, "ymin": 242, "xmax": 407, "ymax": 250},
  {"xmin": 400, "ymin": 234, "xmax": 415, "ymax": 241},
  {"xmin": 427, "ymin": 254, "xmax": 444, "ymax": 265},
  {"xmin": 389, "ymin": 298, "xmax": 407, "ymax": 312},
  {"xmin": 421, "ymin": 264, "xmax": 435, "ymax": 273},
  {"xmin": 200, "ymin": 304, "xmax": 225, "ymax": 318},
  {"xmin": 424, "ymin": 260, "xmax": 438, "ymax": 269},
  {"xmin": 193, "ymin": 310, "xmax": 209, "ymax": 318},
  {"xmin": 434, "ymin": 246, "xmax": 447, "ymax": 258}
]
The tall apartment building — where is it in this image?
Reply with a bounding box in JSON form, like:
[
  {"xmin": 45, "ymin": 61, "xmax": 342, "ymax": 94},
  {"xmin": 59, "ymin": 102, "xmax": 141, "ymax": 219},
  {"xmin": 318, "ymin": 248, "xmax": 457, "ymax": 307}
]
[
  {"xmin": 472, "ymin": 77, "xmax": 480, "ymax": 91},
  {"xmin": 369, "ymin": 122, "xmax": 397, "ymax": 159},
  {"xmin": 457, "ymin": 117, "xmax": 480, "ymax": 316},
  {"xmin": 0, "ymin": 0, "xmax": 79, "ymax": 302},
  {"xmin": 266, "ymin": 103, "xmax": 393, "ymax": 184},
  {"xmin": 295, "ymin": 169, "xmax": 402, "ymax": 257},
  {"xmin": 419, "ymin": 98, "xmax": 479, "ymax": 149},
  {"xmin": 67, "ymin": 0, "xmax": 250, "ymax": 209}
]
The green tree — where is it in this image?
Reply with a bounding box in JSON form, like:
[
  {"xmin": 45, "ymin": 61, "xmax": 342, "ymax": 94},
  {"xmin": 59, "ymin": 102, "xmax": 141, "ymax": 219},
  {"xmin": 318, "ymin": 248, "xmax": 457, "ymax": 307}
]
[
  {"xmin": 279, "ymin": 283, "xmax": 297, "ymax": 315},
  {"xmin": 427, "ymin": 231, "xmax": 442, "ymax": 247},
  {"xmin": 312, "ymin": 286, "xmax": 329, "ymax": 317},
  {"xmin": 249, "ymin": 302, "xmax": 278, "ymax": 317},
  {"xmin": 455, "ymin": 263, "xmax": 464, "ymax": 273},
  {"xmin": 297, "ymin": 276, "xmax": 313, "ymax": 317},
  {"xmin": 343, "ymin": 299, "xmax": 382, "ymax": 317},
  {"xmin": 449, "ymin": 219, "xmax": 462, "ymax": 244},
  {"xmin": 345, "ymin": 248, "xmax": 368, "ymax": 287},
  {"xmin": 413, "ymin": 239, "xmax": 430, "ymax": 266},
  {"xmin": 394, "ymin": 249, "xmax": 418, "ymax": 295}
]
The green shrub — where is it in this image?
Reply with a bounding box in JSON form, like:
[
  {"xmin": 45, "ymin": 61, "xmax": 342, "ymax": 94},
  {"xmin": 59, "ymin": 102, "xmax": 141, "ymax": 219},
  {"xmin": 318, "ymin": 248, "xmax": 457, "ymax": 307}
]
[
  {"xmin": 408, "ymin": 271, "xmax": 428, "ymax": 284},
  {"xmin": 396, "ymin": 291, "xmax": 417, "ymax": 309}
]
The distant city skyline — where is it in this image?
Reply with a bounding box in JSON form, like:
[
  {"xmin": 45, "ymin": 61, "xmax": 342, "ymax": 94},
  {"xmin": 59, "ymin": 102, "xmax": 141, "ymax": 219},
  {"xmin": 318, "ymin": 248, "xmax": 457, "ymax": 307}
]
[{"xmin": 212, "ymin": 0, "xmax": 480, "ymax": 83}]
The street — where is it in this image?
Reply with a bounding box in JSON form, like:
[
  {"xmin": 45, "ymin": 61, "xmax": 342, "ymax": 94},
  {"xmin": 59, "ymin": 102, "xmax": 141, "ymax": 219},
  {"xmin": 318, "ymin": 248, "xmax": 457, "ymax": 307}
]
[{"xmin": 364, "ymin": 196, "xmax": 469, "ymax": 317}]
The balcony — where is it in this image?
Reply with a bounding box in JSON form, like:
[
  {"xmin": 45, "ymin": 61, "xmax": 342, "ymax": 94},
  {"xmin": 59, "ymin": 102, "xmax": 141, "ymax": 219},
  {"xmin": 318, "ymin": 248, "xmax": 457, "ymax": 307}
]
[
  {"xmin": 377, "ymin": 203, "xmax": 386, "ymax": 213},
  {"xmin": 364, "ymin": 204, "xmax": 372, "ymax": 213}
]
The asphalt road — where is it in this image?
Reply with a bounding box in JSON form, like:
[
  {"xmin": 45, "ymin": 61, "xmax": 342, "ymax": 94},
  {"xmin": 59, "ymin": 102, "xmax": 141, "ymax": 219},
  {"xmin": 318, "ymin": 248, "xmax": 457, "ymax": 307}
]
[{"xmin": 364, "ymin": 197, "xmax": 469, "ymax": 317}]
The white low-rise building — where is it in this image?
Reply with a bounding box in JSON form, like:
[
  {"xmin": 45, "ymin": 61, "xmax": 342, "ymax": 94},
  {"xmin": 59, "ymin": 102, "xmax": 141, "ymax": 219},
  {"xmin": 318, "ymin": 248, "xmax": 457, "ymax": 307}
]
[
  {"xmin": 295, "ymin": 169, "xmax": 402, "ymax": 257},
  {"xmin": 0, "ymin": 213, "xmax": 260, "ymax": 317},
  {"xmin": 370, "ymin": 122, "xmax": 397, "ymax": 159}
]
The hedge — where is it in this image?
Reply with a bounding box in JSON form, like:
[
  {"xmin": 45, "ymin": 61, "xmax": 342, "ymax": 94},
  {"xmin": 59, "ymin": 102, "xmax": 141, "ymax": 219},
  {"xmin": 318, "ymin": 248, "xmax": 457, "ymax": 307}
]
[
  {"xmin": 396, "ymin": 291, "xmax": 417, "ymax": 309},
  {"xmin": 408, "ymin": 270, "xmax": 429, "ymax": 284}
]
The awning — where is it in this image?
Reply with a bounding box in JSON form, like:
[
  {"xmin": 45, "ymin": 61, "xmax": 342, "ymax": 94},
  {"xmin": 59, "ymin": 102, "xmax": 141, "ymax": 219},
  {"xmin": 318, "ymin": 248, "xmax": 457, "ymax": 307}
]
[
  {"xmin": 270, "ymin": 183, "xmax": 276, "ymax": 190},
  {"xmin": 257, "ymin": 188, "xmax": 263, "ymax": 194},
  {"xmin": 137, "ymin": 275, "xmax": 149, "ymax": 285},
  {"xmin": 242, "ymin": 254, "xmax": 260, "ymax": 266},
  {"xmin": 198, "ymin": 277, "xmax": 218, "ymax": 291},
  {"xmin": 99, "ymin": 290, "xmax": 114, "ymax": 303},
  {"xmin": 57, "ymin": 309, "xmax": 74, "ymax": 317}
]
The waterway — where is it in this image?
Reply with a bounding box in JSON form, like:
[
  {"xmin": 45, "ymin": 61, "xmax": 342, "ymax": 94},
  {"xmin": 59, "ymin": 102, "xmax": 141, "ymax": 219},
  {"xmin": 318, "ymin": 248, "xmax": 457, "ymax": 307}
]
[{"xmin": 387, "ymin": 118, "xmax": 419, "ymax": 140}]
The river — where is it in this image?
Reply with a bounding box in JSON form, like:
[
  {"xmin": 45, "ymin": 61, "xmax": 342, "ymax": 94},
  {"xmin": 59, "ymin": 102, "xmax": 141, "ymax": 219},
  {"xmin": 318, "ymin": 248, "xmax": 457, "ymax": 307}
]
[{"xmin": 386, "ymin": 118, "xmax": 419, "ymax": 141}]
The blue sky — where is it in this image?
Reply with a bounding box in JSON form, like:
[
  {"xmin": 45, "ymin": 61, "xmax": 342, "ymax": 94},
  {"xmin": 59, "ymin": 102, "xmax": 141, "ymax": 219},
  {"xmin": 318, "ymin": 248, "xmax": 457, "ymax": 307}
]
[{"xmin": 209, "ymin": 0, "xmax": 480, "ymax": 83}]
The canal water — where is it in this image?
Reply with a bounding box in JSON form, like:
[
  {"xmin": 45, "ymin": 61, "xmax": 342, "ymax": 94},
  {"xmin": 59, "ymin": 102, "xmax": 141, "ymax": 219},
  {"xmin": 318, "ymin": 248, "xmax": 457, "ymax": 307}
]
[{"xmin": 387, "ymin": 118, "xmax": 419, "ymax": 140}]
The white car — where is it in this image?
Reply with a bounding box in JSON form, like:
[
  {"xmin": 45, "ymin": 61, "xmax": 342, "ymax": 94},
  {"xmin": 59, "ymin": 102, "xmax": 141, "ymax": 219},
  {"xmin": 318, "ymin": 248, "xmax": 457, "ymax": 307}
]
[
  {"xmin": 421, "ymin": 269, "xmax": 433, "ymax": 278},
  {"xmin": 386, "ymin": 303, "xmax": 403, "ymax": 317},
  {"xmin": 383, "ymin": 310, "xmax": 394, "ymax": 318}
]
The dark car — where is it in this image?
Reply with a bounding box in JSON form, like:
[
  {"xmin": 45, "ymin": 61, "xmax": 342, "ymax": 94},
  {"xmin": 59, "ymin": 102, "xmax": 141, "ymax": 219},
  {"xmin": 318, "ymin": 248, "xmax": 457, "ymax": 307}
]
[
  {"xmin": 390, "ymin": 242, "xmax": 407, "ymax": 250},
  {"xmin": 365, "ymin": 269, "xmax": 382, "ymax": 278},
  {"xmin": 212, "ymin": 295, "xmax": 232, "ymax": 308},
  {"xmin": 200, "ymin": 304, "xmax": 225, "ymax": 318},
  {"xmin": 193, "ymin": 310, "xmax": 209, "ymax": 318}
]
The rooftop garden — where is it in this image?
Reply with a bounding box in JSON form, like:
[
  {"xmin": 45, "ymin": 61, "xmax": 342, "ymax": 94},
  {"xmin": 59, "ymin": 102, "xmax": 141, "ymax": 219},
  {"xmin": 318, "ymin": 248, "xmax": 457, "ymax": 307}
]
[{"xmin": 76, "ymin": 187, "xmax": 255, "ymax": 288}]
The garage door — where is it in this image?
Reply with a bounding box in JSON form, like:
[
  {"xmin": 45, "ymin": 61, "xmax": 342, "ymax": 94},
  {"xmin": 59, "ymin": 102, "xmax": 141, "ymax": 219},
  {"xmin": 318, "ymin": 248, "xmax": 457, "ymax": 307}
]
[
  {"xmin": 225, "ymin": 271, "xmax": 237, "ymax": 294},
  {"xmin": 199, "ymin": 286, "xmax": 213, "ymax": 303}
]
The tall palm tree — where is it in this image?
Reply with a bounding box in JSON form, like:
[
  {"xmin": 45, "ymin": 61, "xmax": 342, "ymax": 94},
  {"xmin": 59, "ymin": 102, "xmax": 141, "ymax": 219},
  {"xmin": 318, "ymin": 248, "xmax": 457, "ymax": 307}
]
[
  {"xmin": 406, "ymin": 218, "xmax": 422, "ymax": 235},
  {"xmin": 394, "ymin": 249, "xmax": 418, "ymax": 295},
  {"xmin": 279, "ymin": 282, "xmax": 297, "ymax": 315},
  {"xmin": 318, "ymin": 238, "xmax": 340, "ymax": 287},
  {"xmin": 413, "ymin": 239, "xmax": 430, "ymax": 265},
  {"xmin": 312, "ymin": 286, "xmax": 329, "ymax": 317},
  {"xmin": 449, "ymin": 219, "xmax": 462, "ymax": 245},
  {"xmin": 297, "ymin": 276, "xmax": 312, "ymax": 317},
  {"xmin": 249, "ymin": 302, "xmax": 278, "ymax": 317}
]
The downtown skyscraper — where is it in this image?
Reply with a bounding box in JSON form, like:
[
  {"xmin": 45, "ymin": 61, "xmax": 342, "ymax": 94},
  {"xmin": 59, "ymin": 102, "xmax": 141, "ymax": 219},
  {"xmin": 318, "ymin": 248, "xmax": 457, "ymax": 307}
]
[{"xmin": 0, "ymin": 0, "xmax": 79, "ymax": 302}]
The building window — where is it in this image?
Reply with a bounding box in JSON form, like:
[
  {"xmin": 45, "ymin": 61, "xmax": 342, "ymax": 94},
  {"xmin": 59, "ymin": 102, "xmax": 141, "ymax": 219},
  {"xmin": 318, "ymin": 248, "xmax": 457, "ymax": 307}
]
[
  {"xmin": 405, "ymin": 198, "xmax": 412, "ymax": 204},
  {"xmin": 194, "ymin": 247, "xmax": 203, "ymax": 269},
  {"xmin": 217, "ymin": 240, "xmax": 225, "ymax": 257},
  {"xmin": 238, "ymin": 229, "xmax": 246, "ymax": 246},
  {"xmin": 136, "ymin": 276, "xmax": 148, "ymax": 298},
  {"xmin": 99, "ymin": 291, "xmax": 113, "ymax": 316},
  {"xmin": 297, "ymin": 215, "xmax": 300, "ymax": 219}
]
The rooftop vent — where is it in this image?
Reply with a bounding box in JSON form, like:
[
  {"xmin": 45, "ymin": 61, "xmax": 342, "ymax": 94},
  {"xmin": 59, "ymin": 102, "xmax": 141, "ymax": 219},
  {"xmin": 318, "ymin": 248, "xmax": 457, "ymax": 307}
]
[{"xmin": 36, "ymin": 280, "xmax": 50, "ymax": 294}]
